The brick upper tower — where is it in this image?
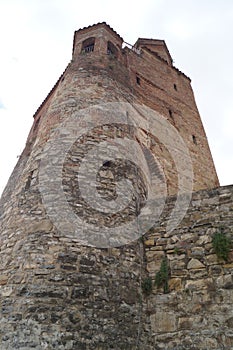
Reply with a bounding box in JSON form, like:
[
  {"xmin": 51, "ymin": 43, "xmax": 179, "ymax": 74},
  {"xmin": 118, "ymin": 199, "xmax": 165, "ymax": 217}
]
[
  {"xmin": 23, "ymin": 22, "xmax": 219, "ymax": 196},
  {"xmin": 0, "ymin": 23, "xmax": 227, "ymax": 350}
]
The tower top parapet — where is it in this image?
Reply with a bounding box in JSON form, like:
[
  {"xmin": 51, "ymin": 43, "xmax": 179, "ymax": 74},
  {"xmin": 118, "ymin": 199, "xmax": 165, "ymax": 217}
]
[
  {"xmin": 134, "ymin": 38, "xmax": 173, "ymax": 65},
  {"xmin": 72, "ymin": 22, "xmax": 123, "ymax": 57}
]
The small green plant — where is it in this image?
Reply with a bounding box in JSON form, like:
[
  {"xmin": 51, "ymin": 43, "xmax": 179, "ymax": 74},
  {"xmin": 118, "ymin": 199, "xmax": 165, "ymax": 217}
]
[
  {"xmin": 141, "ymin": 277, "xmax": 153, "ymax": 295},
  {"xmin": 139, "ymin": 235, "xmax": 144, "ymax": 243},
  {"xmin": 155, "ymin": 257, "xmax": 170, "ymax": 293},
  {"xmin": 212, "ymin": 231, "xmax": 231, "ymax": 261},
  {"xmin": 174, "ymin": 246, "xmax": 180, "ymax": 255}
]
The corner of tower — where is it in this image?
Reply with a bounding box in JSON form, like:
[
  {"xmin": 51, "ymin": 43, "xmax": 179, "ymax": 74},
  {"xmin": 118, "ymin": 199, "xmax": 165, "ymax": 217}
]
[
  {"xmin": 134, "ymin": 38, "xmax": 173, "ymax": 66},
  {"xmin": 72, "ymin": 22, "xmax": 124, "ymax": 60}
]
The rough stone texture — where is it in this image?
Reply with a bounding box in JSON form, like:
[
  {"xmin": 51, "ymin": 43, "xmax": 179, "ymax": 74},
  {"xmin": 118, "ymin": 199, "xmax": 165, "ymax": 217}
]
[
  {"xmin": 0, "ymin": 23, "xmax": 231, "ymax": 349},
  {"xmin": 145, "ymin": 185, "xmax": 233, "ymax": 349}
]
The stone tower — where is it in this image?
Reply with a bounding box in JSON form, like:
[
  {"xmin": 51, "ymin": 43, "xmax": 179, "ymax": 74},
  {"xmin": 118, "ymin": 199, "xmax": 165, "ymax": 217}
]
[{"xmin": 1, "ymin": 23, "xmax": 232, "ymax": 350}]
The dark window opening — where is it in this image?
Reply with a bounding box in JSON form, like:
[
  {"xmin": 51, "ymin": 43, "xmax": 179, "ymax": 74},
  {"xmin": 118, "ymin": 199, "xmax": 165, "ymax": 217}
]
[
  {"xmin": 174, "ymin": 84, "xmax": 177, "ymax": 91},
  {"xmin": 169, "ymin": 110, "xmax": 173, "ymax": 118},
  {"xmin": 81, "ymin": 37, "xmax": 95, "ymax": 53},
  {"xmin": 136, "ymin": 76, "xmax": 141, "ymax": 85},
  {"xmin": 192, "ymin": 135, "xmax": 197, "ymax": 145},
  {"xmin": 107, "ymin": 41, "xmax": 118, "ymax": 58}
]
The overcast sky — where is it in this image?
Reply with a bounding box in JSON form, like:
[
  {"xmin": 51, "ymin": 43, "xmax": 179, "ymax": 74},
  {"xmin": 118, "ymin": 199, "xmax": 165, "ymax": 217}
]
[{"xmin": 0, "ymin": 0, "xmax": 232, "ymax": 196}]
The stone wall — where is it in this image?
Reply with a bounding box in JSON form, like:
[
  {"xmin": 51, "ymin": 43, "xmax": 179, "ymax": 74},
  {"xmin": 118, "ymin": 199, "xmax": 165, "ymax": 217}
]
[
  {"xmin": 0, "ymin": 182, "xmax": 232, "ymax": 349},
  {"xmin": 0, "ymin": 23, "xmax": 230, "ymax": 350},
  {"xmin": 145, "ymin": 184, "xmax": 233, "ymax": 349},
  {"xmin": 0, "ymin": 239, "xmax": 150, "ymax": 349}
]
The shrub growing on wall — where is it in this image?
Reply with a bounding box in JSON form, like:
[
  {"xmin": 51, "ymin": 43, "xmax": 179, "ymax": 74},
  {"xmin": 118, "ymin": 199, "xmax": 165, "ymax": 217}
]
[{"xmin": 212, "ymin": 230, "xmax": 232, "ymax": 261}]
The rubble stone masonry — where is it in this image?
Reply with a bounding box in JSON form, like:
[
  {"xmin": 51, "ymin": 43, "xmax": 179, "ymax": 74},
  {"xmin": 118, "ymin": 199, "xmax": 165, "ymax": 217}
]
[{"xmin": 0, "ymin": 23, "xmax": 231, "ymax": 349}]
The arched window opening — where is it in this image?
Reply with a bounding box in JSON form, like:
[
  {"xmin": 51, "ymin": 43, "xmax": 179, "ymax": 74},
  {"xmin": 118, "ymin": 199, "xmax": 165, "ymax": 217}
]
[
  {"xmin": 81, "ymin": 37, "xmax": 95, "ymax": 53},
  {"xmin": 107, "ymin": 41, "xmax": 118, "ymax": 58}
]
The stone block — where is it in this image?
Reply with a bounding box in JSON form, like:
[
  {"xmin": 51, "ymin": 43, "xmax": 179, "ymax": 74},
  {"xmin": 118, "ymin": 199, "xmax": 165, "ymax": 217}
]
[
  {"xmin": 216, "ymin": 274, "xmax": 233, "ymax": 289},
  {"xmin": 144, "ymin": 239, "xmax": 155, "ymax": 246},
  {"xmin": 185, "ymin": 278, "xmax": 213, "ymax": 291},
  {"xmin": 189, "ymin": 268, "xmax": 208, "ymax": 279},
  {"xmin": 168, "ymin": 278, "xmax": 182, "ymax": 291},
  {"xmin": 25, "ymin": 219, "xmax": 53, "ymax": 234},
  {"xmin": 187, "ymin": 258, "xmax": 205, "ymax": 269},
  {"xmin": 146, "ymin": 251, "xmax": 164, "ymax": 273},
  {"xmin": 0, "ymin": 286, "xmax": 13, "ymax": 297},
  {"xmin": 178, "ymin": 317, "xmax": 192, "ymax": 330},
  {"xmin": 205, "ymin": 254, "xmax": 218, "ymax": 265},
  {"xmin": 0, "ymin": 275, "xmax": 8, "ymax": 285},
  {"xmin": 150, "ymin": 311, "xmax": 177, "ymax": 333}
]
